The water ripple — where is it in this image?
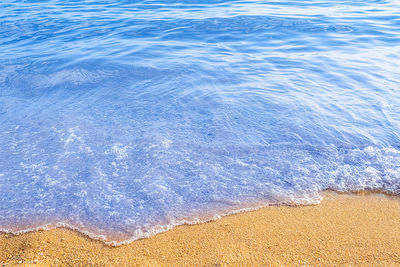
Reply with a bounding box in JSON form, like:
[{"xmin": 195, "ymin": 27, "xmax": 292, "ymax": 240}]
[{"xmin": 0, "ymin": 0, "xmax": 400, "ymax": 243}]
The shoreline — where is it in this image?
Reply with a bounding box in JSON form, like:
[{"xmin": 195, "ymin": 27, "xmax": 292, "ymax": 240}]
[
  {"xmin": 1, "ymin": 191, "xmax": 400, "ymax": 265},
  {"xmin": 0, "ymin": 193, "xmax": 323, "ymax": 247}
]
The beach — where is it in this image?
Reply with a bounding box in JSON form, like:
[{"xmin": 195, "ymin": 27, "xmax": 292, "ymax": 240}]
[
  {"xmin": 2, "ymin": 1, "xmax": 400, "ymax": 266},
  {"xmin": 2, "ymin": 0, "xmax": 400, "ymax": 266},
  {"xmin": 1, "ymin": 191, "xmax": 400, "ymax": 266}
]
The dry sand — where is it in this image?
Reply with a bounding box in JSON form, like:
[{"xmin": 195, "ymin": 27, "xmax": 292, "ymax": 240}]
[{"xmin": 1, "ymin": 191, "xmax": 400, "ymax": 266}]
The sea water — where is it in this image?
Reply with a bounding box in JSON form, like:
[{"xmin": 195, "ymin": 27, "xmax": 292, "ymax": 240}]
[{"xmin": 0, "ymin": 0, "xmax": 400, "ymax": 244}]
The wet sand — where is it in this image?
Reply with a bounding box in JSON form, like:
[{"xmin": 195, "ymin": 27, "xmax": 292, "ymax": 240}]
[{"xmin": 1, "ymin": 191, "xmax": 400, "ymax": 266}]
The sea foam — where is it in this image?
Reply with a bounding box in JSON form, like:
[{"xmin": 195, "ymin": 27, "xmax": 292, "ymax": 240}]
[{"xmin": 1, "ymin": 0, "xmax": 400, "ymax": 244}]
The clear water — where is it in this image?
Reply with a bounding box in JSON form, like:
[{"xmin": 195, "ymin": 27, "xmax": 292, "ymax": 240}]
[{"xmin": 1, "ymin": 0, "xmax": 400, "ymax": 244}]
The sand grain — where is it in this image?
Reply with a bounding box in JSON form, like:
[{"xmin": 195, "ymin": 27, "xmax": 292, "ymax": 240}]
[{"xmin": 1, "ymin": 192, "xmax": 400, "ymax": 266}]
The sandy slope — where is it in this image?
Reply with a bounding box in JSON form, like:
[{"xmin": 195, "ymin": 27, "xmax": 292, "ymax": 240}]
[{"xmin": 1, "ymin": 191, "xmax": 400, "ymax": 266}]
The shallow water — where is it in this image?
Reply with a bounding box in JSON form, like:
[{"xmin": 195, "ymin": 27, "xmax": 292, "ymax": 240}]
[{"xmin": 1, "ymin": 0, "xmax": 400, "ymax": 244}]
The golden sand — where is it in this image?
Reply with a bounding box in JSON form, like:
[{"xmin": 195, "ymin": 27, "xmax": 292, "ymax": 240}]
[{"xmin": 1, "ymin": 192, "xmax": 400, "ymax": 266}]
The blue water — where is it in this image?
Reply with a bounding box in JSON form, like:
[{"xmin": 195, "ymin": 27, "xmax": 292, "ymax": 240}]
[{"xmin": 1, "ymin": 0, "xmax": 400, "ymax": 244}]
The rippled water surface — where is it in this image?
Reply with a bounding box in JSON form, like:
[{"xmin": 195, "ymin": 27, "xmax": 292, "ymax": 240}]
[{"xmin": 1, "ymin": 0, "xmax": 400, "ymax": 243}]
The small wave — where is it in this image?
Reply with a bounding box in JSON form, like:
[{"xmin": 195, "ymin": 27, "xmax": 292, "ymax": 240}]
[{"xmin": 1, "ymin": 0, "xmax": 400, "ymax": 245}]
